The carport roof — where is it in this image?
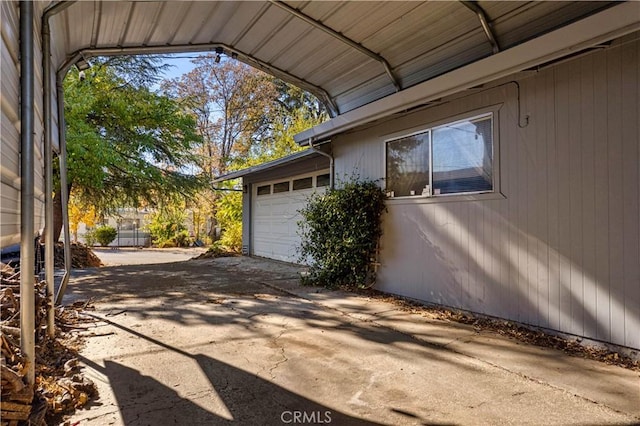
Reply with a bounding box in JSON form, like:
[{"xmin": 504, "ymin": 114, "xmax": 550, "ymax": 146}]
[{"xmin": 47, "ymin": 1, "xmax": 623, "ymax": 118}]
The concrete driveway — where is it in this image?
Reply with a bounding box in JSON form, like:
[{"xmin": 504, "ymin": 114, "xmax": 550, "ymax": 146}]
[
  {"xmin": 91, "ymin": 247, "xmax": 208, "ymax": 266},
  {"xmin": 65, "ymin": 255, "xmax": 639, "ymax": 425}
]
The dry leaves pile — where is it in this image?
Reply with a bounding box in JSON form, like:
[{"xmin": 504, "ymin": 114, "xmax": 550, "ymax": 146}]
[
  {"xmin": 1, "ymin": 263, "xmax": 98, "ymax": 425},
  {"xmin": 54, "ymin": 243, "xmax": 103, "ymax": 269},
  {"xmin": 193, "ymin": 247, "xmax": 239, "ymax": 260},
  {"xmin": 360, "ymin": 289, "xmax": 639, "ymax": 371}
]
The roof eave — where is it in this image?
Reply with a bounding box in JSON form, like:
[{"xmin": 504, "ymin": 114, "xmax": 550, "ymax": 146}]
[{"xmin": 213, "ymin": 149, "xmax": 321, "ymax": 183}]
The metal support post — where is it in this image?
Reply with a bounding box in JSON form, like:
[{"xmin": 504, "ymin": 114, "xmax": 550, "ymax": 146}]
[
  {"xmin": 19, "ymin": 0, "xmax": 36, "ymax": 385},
  {"xmin": 42, "ymin": 7, "xmax": 55, "ymax": 338}
]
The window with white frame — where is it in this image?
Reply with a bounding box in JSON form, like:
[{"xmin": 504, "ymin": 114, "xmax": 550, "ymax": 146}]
[{"xmin": 385, "ymin": 112, "xmax": 494, "ymax": 197}]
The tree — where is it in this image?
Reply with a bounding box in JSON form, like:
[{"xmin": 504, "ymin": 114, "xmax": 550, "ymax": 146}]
[
  {"xmin": 146, "ymin": 200, "xmax": 190, "ymax": 247},
  {"xmin": 161, "ymin": 56, "xmax": 280, "ymax": 239},
  {"xmin": 214, "ymin": 93, "xmax": 329, "ymax": 251},
  {"xmin": 53, "ymin": 56, "xmax": 203, "ymax": 241},
  {"xmin": 162, "ymin": 56, "xmax": 279, "ymax": 178},
  {"xmin": 162, "ymin": 54, "xmax": 329, "ymax": 245},
  {"xmin": 215, "ymin": 188, "xmax": 243, "ymax": 252},
  {"xmin": 68, "ymin": 191, "xmax": 97, "ymax": 243}
]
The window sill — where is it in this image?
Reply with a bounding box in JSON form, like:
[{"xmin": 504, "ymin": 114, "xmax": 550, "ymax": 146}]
[{"xmin": 385, "ymin": 191, "xmax": 506, "ymax": 205}]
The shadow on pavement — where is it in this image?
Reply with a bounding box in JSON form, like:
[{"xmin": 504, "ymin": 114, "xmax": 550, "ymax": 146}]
[
  {"xmin": 79, "ymin": 313, "xmax": 384, "ymax": 426},
  {"xmin": 101, "ymin": 357, "xmax": 382, "ymax": 426},
  {"xmin": 66, "ymin": 257, "xmax": 638, "ymax": 425}
]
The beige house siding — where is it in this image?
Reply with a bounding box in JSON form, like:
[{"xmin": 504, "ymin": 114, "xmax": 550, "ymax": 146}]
[{"xmin": 333, "ymin": 34, "xmax": 640, "ymax": 350}]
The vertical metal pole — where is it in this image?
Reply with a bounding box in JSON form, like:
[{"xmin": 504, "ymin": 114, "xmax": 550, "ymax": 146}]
[
  {"xmin": 19, "ymin": 0, "xmax": 36, "ymax": 385},
  {"xmin": 42, "ymin": 12, "xmax": 55, "ymax": 338},
  {"xmin": 55, "ymin": 78, "xmax": 72, "ymax": 305},
  {"xmin": 42, "ymin": 1, "xmax": 77, "ymax": 307}
]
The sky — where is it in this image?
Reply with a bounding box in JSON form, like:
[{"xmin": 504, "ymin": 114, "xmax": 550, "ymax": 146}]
[{"xmin": 157, "ymin": 53, "xmax": 201, "ymax": 81}]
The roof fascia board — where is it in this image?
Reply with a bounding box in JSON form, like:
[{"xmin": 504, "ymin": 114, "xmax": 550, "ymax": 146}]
[
  {"xmin": 213, "ymin": 149, "xmax": 321, "ymax": 183},
  {"xmin": 294, "ymin": 2, "xmax": 640, "ymax": 144}
]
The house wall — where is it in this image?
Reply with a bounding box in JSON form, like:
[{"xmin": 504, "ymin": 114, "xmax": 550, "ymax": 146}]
[
  {"xmin": 332, "ymin": 34, "xmax": 640, "ymax": 350},
  {"xmin": 1, "ymin": 1, "xmax": 48, "ymax": 248}
]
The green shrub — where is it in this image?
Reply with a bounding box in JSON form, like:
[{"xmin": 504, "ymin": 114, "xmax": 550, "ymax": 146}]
[
  {"xmin": 216, "ymin": 190, "xmax": 242, "ymax": 252},
  {"xmin": 297, "ymin": 179, "xmax": 386, "ymax": 289},
  {"xmin": 172, "ymin": 230, "xmax": 191, "ymax": 247},
  {"xmin": 83, "ymin": 229, "xmax": 97, "ymax": 247},
  {"xmin": 147, "ymin": 205, "xmax": 187, "ymax": 247},
  {"xmin": 219, "ymin": 221, "xmax": 242, "ymax": 252},
  {"xmin": 94, "ymin": 225, "xmax": 117, "ymax": 246}
]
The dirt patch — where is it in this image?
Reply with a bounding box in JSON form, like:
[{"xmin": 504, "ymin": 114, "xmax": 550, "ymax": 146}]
[
  {"xmin": 192, "ymin": 247, "xmax": 240, "ymax": 260},
  {"xmin": 353, "ymin": 288, "xmax": 639, "ymax": 371},
  {"xmin": 54, "ymin": 243, "xmax": 102, "ymax": 268}
]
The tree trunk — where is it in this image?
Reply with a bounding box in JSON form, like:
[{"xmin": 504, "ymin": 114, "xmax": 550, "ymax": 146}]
[
  {"xmin": 49, "ymin": 183, "xmax": 71, "ymax": 243},
  {"xmin": 52, "ymin": 189, "xmax": 64, "ymax": 242}
]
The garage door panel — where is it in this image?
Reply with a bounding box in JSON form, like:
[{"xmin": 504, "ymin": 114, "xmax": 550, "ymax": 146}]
[
  {"xmin": 253, "ymin": 238, "xmax": 298, "ymax": 262},
  {"xmin": 251, "ymin": 171, "xmax": 328, "ymax": 263}
]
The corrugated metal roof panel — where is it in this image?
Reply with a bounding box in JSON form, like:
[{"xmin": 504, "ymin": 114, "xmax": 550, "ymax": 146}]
[
  {"xmin": 63, "ymin": 1, "xmax": 95, "ymax": 53},
  {"xmin": 295, "ymin": 1, "xmax": 344, "ymax": 23},
  {"xmin": 312, "ymin": 50, "xmax": 379, "ymax": 89},
  {"xmin": 489, "ymin": 1, "xmax": 616, "ymax": 49},
  {"xmin": 292, "ymin": 40, "xmax": 364, "ymax": 82},
  {"xmin": 96, "ymin": 1, "xmax": 133, "ymax": 47},
  {"xmin": 396, "ymin": 31, "xmax": 493, "ymax": 89},
  {"xmin": 254, "ymin": 14, "xmax": 310, "ymax": 63},
  {"xmin": 235, "ymin": 5, "xmax": 290, "ymax": 54},
  {"xmin": 222, "ymin": 2, "xmax": 271, "ymax": 47},
  {"xmin": 47, "ymin": 1, "xmax": 622, "ymax": 116}
]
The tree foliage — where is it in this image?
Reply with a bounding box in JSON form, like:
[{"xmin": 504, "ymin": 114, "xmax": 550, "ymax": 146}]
[
  {"xmin": 68, "ymin": 191, "xmax": 97, "ymax": 243},
  {"xmin": 57, "ymin": 56, "xmax": 203, "ymax": 240},
  {"xmin": 146, "ymin": 202, "xmax": 190, "ymax": 248},
  {"xmin": 215, "ymin": 189, "xmax": 243, "ymax": 252},
  {"xmin": 161, "ymin": 56, "xmax": 279, "ymax": 178},
  {"xmin": 298, "ymin": 179, "xmax": 386, "ymax": 289}
]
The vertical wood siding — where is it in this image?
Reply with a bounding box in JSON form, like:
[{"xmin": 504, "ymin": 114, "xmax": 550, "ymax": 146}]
[{"xmin": 334, "ymin": 35, "xmax": 640, "ymax": 349}]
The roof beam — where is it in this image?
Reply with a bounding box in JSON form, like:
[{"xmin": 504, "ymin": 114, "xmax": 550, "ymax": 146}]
[
  {"xmin": 59, "ymin": 43, "xmax": 339, "ymax": 117},
  {"xmin": 461, "ymin": 1, "xmax": 500, "ymax": 54},
  {"xmin": 295, "ymin": 1, "xmax": 639, "ymax": 144},
  {"xmin": 268, "ymin": 0, "xmax": 401, "ymax": 92}
]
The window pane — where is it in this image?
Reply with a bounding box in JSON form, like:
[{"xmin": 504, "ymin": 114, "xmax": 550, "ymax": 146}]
[
  {"xmin": 257, "ymin": 185, "xmax": 271, "ymax": 196},
  {"xmin": 386, "ymin": 131, "xmax": 430, "ymax": 197},
  {"xmin": 316, "ymin": 173, "xmax": 330, "ymax": 187},
  {"xmin": 273, "ymin": 181, "xmax": 290, "ymax": 193},
  {"xmin": 432, "ymin": 115, "xmax": 492, "ymax": 194},
  {"xmin": 293, "ymin": 177, "xmax": 313, "ymax": 190}
]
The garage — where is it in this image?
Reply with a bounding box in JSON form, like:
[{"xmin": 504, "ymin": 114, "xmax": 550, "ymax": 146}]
[
  {"xmin": 252, "ymin": 171, "xmax": 329, "ymax": 262},
  {"xmin": 213, "ymin": 149, "xmax": 331, "ymax": 263}
]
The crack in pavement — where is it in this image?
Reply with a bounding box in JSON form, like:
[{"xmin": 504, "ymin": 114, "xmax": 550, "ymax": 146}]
[{"xmin": 267, "ymin": 325, "xmax": 290, "ymax": 380}]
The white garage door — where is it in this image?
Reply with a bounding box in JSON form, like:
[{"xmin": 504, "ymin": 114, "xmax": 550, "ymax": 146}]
[{"xmin": 252, "ymin": 171, "xmax": 329, "ymax": 263}]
